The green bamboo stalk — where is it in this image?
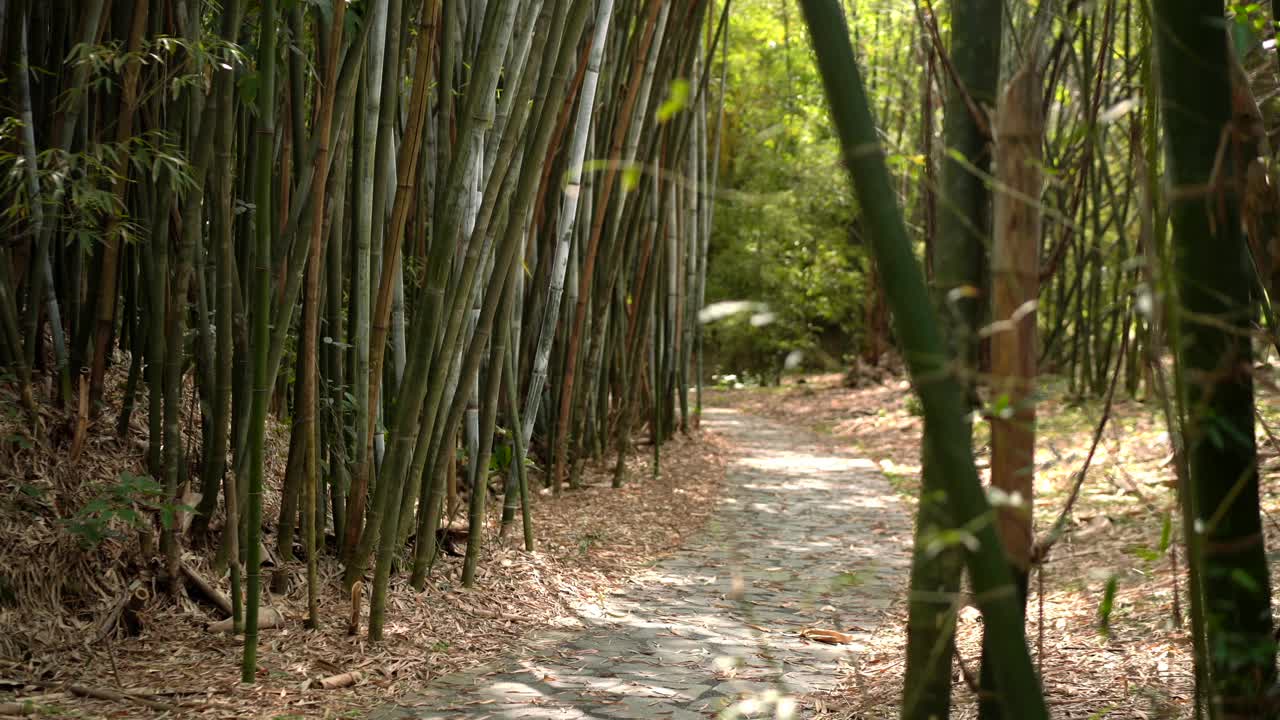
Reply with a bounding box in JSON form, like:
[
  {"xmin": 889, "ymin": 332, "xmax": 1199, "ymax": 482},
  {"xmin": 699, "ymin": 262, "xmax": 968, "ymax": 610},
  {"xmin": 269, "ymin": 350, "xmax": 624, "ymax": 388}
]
[
  {"xmin": 1135, "ymin": 3, "xmax": 1205, "ymax": 710},
  {"xmin": 15, "ymin": 9, "xmax": 72, "ymax": 404},
  {"xmin": 797, "ymin": 3, "xmax": 1048, "ymax": 717},
  {"xmin": 88, "ymin": 0, "xmax": 149, "ymax": 410},
  {"xmin": 298, "ymin": 0, "xmax": 347, "ymax": 630},
  {"xmin": 462, "ymin": 258, "xmax": 518, "ymax": 587},
  {"xmin": 347, "ymin": 0, "xmax": 527, "ymax": 588},
  {"xmin": 502, "ymin": 313, "xmax": 536, "ymax": 550},
  {"xmin": 341, "ymin": 0, "xmax": 390, "ymax": 570},
  {"xmin": 904, "ymin": 0, "xmax": 1001, "ymax": 712},
  {"xmin": 325, "ymin": 115, "xmax": 353, "ymax": 553},
  {"xmin": 415, "ymin": 0, "xmax": 594, "ymax": 577},
  {"xmin": 362, "ymin": 0, "xmax": 442, "ymax": 515},
  {"xmin": 201, "ymin": 7, "xmax": 246, "ymax": 626},
  {"xmin": 243, "ymin": 0, "xmax": 279, "ymax": 683},
  {"xmin": 1154, "ymin": 2, "xmax": 1277, "ymax": 715}
]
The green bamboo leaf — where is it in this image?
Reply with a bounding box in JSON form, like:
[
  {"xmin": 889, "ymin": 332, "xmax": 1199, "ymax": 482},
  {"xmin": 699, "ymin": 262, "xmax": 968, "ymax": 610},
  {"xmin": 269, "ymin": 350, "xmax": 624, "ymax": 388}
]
[
  {"xmin": 1097, "ymin": 575, "xmax": 1118, "ymax": 637},
  {"xmin": 656, "ymin": 78, "xmax": 690, "ymax": 123},
  {"xmin": 239, "ymin": 71, "xmax": 259, "ymax": 107},
  {"xmin": 1230, "ymin": 568, "xmax": 1260, "ymax": 592},
  {"xmin": 621, "ymin": 164, "xmax": 641, "ymax": 191}
]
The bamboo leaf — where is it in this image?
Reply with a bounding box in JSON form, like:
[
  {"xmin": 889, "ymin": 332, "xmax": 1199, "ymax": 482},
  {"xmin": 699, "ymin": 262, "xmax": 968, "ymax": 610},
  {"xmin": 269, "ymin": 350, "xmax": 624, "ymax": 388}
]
[
  {"xmin": 656, "ymin": 78, "xmax": 690, "ymax": 123},
  {"xmin": 1097, "ymin": 575, "xmax": 1118, "ymax": 637}
]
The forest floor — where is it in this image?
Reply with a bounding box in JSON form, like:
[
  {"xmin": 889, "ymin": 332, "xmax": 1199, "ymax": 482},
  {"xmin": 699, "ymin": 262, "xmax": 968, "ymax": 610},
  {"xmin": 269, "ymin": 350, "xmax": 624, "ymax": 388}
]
[
  {"xmin": 371, "ymin": 407, "xmax": 909, "ymax": 719},
  {"xmin": 707, "ymin": 369, "xmax": 1275, "ymax": 719},
  {"xmin": 9, "ymin": 365, "xmax": 1270, "ymax": 719},
  {"xmin": 0, "ymin": 372, "xmax": 728, "ymax": 718}
]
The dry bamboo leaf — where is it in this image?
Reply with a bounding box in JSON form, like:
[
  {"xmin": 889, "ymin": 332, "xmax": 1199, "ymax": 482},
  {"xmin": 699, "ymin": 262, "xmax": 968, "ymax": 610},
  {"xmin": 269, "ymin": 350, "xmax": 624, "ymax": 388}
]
[
  {"xmin": 800, "ymin": 628, "xmax": 856, "ymax": 645},
  {"xmin": 1, "ymin": 364, "xmax": 728, "ymax": 720}
]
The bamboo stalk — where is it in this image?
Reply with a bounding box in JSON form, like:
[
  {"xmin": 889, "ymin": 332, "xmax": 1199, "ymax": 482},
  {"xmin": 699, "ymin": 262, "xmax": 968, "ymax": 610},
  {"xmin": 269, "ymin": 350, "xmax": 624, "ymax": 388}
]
[{"xmin": 798, "ymin": 3, "xmax": 1048, "ymax": 717}]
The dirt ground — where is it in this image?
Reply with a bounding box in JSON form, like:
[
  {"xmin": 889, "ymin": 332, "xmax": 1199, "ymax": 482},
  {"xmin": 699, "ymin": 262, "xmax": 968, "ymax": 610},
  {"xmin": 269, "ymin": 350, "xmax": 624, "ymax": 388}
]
[
  {"xmin": 0, "ymin": 372, "xmax": 729, "ymax": 719},
  {"xmin": 7, "ymin": 361, "xmax": 1279, "ymax": 719},
  {"xmin": 706, "ymin": 368, "xmax": 1273, "ymax": 720}
]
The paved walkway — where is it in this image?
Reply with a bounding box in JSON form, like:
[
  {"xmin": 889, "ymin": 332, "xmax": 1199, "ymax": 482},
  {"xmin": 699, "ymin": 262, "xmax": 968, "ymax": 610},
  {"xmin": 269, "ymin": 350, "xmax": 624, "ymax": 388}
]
[{"xmin": 375, "ymin": 408, "xmax": 912, "ymax": 719}]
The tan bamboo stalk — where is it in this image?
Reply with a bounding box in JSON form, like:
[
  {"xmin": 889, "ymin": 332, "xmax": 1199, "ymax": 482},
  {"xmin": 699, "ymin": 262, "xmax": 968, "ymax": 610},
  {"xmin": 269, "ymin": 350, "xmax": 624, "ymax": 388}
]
[
  {"xmin": 988, "ymin": 60, "xmax": 1043, "ymax": 606},
  {"xmin": 361, "ymin": 0, "xmax": 441, "ymax": 513},
  {"xmin": 299, "ymin": 0, "xmax": 348, "ymax": 629},
  {"xmin": 88, "ymin": 0, "xmax": 149, "ymax": 410}
]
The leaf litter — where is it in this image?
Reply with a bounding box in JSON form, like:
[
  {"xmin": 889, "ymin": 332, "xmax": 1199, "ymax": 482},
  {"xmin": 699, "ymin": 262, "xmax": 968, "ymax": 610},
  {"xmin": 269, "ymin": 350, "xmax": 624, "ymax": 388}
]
[
  {"xmin": 0, "ymin": 353, "xmax": 728, "ymax": 718},
  {"xmin": 707, "ymin": 366, "xmax": 1270, "ymax": 719}
]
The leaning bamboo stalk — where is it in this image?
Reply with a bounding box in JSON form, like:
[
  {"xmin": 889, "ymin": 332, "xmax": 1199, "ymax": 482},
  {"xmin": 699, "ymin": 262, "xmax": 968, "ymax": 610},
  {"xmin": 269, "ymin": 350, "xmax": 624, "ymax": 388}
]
[
  {"xmin": 798, "ymin": 3, "xmax": 1048, "ymax": 717},
  {"xmin": 523, "ymin": 0, "xmax": 619, "ymax": 493},
  {"xmin": 346, "ymin": 0, "xmax": 522, "ymax": 589},
  {"xmin": 462, "ymin": 258, "xmax": 519, "ymax": 586},
  {"xmin": 402, "ymin": 0, "xmax": 594, "ymax": 597}
]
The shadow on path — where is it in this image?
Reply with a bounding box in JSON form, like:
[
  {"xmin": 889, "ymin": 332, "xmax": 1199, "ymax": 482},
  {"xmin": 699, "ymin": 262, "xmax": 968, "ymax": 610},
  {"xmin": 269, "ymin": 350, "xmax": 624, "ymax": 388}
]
[{"xmin": 374, "ymin": 408, "xmax": 912, "ymax": 719}]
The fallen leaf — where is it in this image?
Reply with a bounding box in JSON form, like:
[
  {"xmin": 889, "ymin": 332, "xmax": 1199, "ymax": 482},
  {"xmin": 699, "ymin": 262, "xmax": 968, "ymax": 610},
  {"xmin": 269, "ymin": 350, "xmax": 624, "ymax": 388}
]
[{"xmin": 800, "ymin": 628, "xmax": 856, "ymax": 645}]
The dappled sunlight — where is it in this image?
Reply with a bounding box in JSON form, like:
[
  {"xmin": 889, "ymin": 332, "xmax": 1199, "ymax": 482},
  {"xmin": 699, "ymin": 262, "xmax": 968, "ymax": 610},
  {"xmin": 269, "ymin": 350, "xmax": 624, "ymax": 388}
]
[
  {"xmin": 381, "ymin": 410, "xmax": 911, "ymax": 718},
  {"xmin": 712, "ymin": 376, "xmax": 1242, "ymax": 716},
  {"xmin": 740, "ymin": 453, "xmax": 878, "ymax": 474}
]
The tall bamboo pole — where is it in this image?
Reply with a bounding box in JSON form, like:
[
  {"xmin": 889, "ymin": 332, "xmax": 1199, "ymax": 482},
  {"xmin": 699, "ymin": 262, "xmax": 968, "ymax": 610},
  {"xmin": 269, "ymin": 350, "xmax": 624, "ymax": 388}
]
[
  {"xmin": 1154, "ymin": 1, "xmax": 1277, "ymax": 715},
  {"xmin": 242, "ymin": 0, "xmax": 279, "ymax": 683},
  {"xmin": 798, "ymin": 3, "xmax": 1048, "ymax": 717}
]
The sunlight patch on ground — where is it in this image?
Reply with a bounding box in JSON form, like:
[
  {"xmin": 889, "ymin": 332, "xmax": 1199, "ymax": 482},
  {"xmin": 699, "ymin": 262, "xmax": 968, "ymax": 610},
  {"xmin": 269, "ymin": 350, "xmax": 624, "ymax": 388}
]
[
  {"xmin": 877, "ymin": 458, "xmax": 921, "ymax": 475},
  {"xmin": 740, "ymin": 453, "xmax": 876, "ymax": 474}
]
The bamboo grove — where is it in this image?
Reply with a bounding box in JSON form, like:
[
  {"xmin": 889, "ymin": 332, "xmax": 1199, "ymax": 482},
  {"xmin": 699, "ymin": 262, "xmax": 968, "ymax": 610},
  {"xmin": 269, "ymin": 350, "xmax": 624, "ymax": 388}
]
[
  {"xmin": 789, "ymin": 0, "xmax": 1280, "ymax": 716},
  {"xmin": 9, "ymin": 0, "xmax": 1280, "ymax": 714},
  {"xmin": 0, "ymin": 0, "xmax": 728, "ymax": 680}
]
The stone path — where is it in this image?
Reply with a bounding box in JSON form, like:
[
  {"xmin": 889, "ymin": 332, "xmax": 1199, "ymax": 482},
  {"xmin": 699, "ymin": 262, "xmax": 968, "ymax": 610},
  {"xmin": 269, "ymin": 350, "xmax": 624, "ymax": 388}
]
[{"xmin": 375, "ymin": 408, "xmax": 912, "ymax": 719}]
